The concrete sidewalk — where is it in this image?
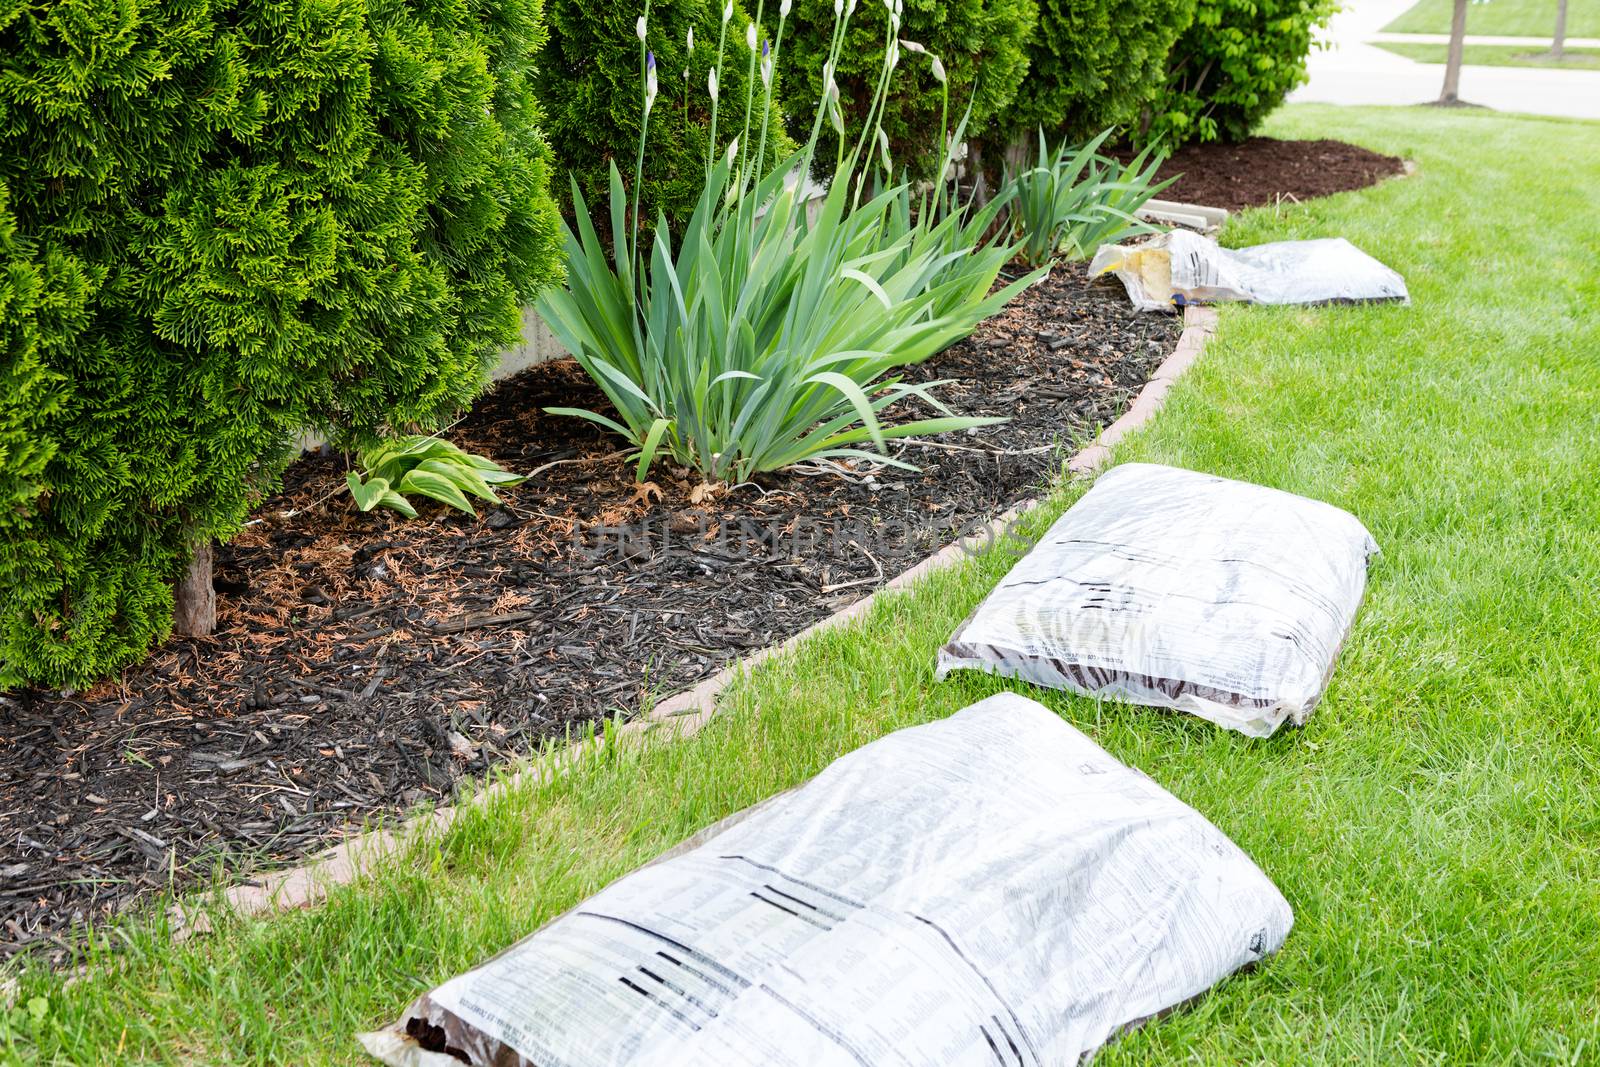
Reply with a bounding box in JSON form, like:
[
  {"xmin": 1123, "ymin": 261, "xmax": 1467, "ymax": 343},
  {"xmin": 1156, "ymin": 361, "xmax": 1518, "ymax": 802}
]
[
  {"xmin": 1369, "ymin": 31, "xmax": 1600, "ymax": 49},
  {"xmin": 1290, "ymin": 0, "xmax": 1600, "ymax": 120}
]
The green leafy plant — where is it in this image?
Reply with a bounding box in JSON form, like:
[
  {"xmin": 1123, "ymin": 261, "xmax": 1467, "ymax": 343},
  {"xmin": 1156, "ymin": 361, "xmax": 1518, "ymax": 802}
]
[
  {"xmin": 346, "ymin": 437, "xmax": 525, "ymax": 519},
  {"xmin": 1006, "ymin": 130, "xmax": 1174, "ymax": 267},
  {"xmin": 536, "ymin": 0, "xmax": 1041, "ymax": 486},
  {"xmin": 0, "ymin": 0, "xmax": 562, "ymax": 688},
  {"xmin": 1145, "ymin": 0, "xmax": 1339, "ymax": 144}
]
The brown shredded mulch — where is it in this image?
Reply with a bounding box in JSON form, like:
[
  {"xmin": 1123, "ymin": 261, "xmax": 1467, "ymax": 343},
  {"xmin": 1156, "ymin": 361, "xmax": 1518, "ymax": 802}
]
[
  {"xmin": 0, "ymin": 262, "xmax": 1181, "ymax": 960},
  {"xmin": 1131, "ymin": 137, "xmax": 1407, "ymax": 213}
]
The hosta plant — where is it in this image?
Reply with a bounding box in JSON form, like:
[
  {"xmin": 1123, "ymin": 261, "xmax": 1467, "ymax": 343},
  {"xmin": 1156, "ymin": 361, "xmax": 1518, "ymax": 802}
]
[
  {"xmin": 346, "ymin": 436, "xmax": 524, "ymax": 519},
  {"xmin": 1007, "ymin": 129, "xmax": 1174, "ymax": 267},
  {"xmin": 535, "ymin": 0, "xmax": 1040, "ymax": 486}
]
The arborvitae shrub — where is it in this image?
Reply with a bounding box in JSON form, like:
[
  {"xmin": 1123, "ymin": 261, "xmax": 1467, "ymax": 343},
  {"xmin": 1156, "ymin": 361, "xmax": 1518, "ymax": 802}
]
[
  {"xmin": 0, "ymin": 183, "xmax": 85, "ymax": 660},
  {"xmin": 0, "ymin": 0, "xmax": 563, "ymax": 689},
  {"xmin": 776, "ymin": 0, "xmax": 1039, "ymax": 180},
  {"xmin": 1146, "ymin": 0, "xmax": 1338, "ymax": 144},
  {"xmin": 535, "ymin": 0, "xmax": 792, "ymax": 231},
  {"xmin": 1002, "ymin": 0, "xmax": 1197, "ymax": 144}
]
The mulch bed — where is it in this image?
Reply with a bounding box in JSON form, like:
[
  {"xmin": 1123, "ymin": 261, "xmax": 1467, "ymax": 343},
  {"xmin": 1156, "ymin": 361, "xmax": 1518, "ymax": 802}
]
[
  {"xmin": 1130, "ymin": 137, "xmax": 1407, "ymax": 213},
  {"xmin": 0, "ymin": 262, "xmax": 1181, "ymax": 960}
]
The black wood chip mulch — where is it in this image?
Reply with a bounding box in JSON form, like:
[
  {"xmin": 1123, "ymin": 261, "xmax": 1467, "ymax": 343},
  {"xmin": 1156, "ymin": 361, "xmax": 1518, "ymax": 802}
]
[
  {"xmin": 1121, "ymin": 136, "xmax": 1407, "ymax": 214},
  {"xmin": 0, "ymin": 261, "xmax": 1180, "ymax": 961}
]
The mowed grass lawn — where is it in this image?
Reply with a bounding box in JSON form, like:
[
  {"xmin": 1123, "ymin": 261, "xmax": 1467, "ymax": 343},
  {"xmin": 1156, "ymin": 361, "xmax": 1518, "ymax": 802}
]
[
  {"xmin": 1384, "ymin": 0, "xmax": 1600, "ymax": 38},
  {"xmin": 5, "ymin": 104, "xmax": 1600, "ymax": 1065},
  {"xmin": 1376, "ymin": 40, "xmax": 1600, "ymax": 69}
]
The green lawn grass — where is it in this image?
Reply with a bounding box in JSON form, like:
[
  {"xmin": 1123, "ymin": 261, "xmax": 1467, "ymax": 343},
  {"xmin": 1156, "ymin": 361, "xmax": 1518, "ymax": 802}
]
[
  {"xmin": 1376, "ymin": 39, "xmax": 1600, "ymax": 67},
  {"xmin": 5, "ymin": 103, "xmax": 1600, "ymax": 1065},
  {"xmin": 1384, "ymin": 0, "xmax": 1600, "ymax": 38}
]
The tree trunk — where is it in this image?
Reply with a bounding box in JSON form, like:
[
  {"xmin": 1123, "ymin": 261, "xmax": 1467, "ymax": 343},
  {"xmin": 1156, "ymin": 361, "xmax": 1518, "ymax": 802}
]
[
  {"xmin": 1440, "ymin": 0, "xmax": 1469, "ymax": 103},
  {"xmin": 174, "ymin": 541, "xmax": 216, "ymax": 637},
  {"xmin": 1552, "ymin": 0, "xmax": 1568, "ymax": 60}
]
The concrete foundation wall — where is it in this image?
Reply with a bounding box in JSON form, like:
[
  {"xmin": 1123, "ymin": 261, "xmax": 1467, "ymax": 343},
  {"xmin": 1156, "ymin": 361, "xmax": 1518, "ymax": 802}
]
[{"xmin": 497, "ymin": 306, "xmax": 570, "ymax": 379}]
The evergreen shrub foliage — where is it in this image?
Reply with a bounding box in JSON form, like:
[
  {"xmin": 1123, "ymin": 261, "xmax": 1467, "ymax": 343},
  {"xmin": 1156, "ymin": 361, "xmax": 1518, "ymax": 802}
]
[
  {"xmin": 1003, "ymin": 0, "xmax": 1197, "ymax": 144},
  {"xmin": 0, "ymin": 0, "xmax": 563, "ymax": 689},
  {"xmin": 776, "ymin": 0, "xmax": 1038, "ymax": 178},
  {"xmin": 1147, "ymin": 0, "xmax": 1338, "ymax": 144},
  {"xmin": 535, "ymin": 0, "xmax": 791, "ymax": 230}
]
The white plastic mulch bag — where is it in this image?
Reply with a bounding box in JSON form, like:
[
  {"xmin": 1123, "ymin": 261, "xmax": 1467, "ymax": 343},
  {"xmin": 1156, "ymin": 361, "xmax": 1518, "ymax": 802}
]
[
  {"xmin": 360, "ymin": 692, "xmax": 1292, "ymax": 1067},
  {"xmin": 1090, "ymin": 229, "xmax": 1409, "ymax": 311},
  {"xmin": 938, "ymin": 464, "xmax": 1378, "ymax": 737}
]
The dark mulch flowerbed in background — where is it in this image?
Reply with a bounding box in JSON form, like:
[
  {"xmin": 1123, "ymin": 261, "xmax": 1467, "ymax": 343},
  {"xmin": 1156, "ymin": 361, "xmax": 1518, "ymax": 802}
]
[
  {"xmin": 0, "ymin": 262, "xmax": 1180, "ymax": 959},
  {"xmin": 1125, "ymin": 137, "xmax": 1407, "ymax": 212}
]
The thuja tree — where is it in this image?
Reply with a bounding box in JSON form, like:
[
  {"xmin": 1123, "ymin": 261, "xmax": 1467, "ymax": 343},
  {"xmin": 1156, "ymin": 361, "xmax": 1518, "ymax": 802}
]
[
  {"xmin": 0, "ymin": 0, "xmax": 563, "ymax": 689},
  {"xmin": 1002, "ymin": 0, "xmax": 1197, "ymax": 145},
  {"xmin": 535, "ymin": 0, "xmax": 792, "ymax": 231},
  {"xmin": 0, "ymin": 183, "xmax": 87, "ymax": 675},
  {"xmin": 777, "ymin": 0, "xmax": 1038, "ymax": 180}
]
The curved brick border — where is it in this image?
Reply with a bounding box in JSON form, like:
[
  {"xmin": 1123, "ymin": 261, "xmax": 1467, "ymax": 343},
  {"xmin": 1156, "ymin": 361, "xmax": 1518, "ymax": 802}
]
[{"xmin": 174, "ymin": 304, "xmax": 1221, "ymax": 934}]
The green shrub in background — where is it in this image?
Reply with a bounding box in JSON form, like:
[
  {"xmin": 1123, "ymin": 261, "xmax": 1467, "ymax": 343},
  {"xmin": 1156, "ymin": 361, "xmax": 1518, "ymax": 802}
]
[
  {"xmin": 776, "ymin": 0, "xmax": 1038, "ymax": 180},
  {"xmin": 536, "ymin": 0, "xmax": 791, "ymax": 230},
  {"xmin": 1003, "ymin": 0, "xmax": 1197, "ymax": 146},
  {"xmin": 0, "ymin": 0, "xmax": 563, "ymax": 690},
  {"xmin": 1146, "ymin": 0, "xmax": 1338, "ymax": 144}
]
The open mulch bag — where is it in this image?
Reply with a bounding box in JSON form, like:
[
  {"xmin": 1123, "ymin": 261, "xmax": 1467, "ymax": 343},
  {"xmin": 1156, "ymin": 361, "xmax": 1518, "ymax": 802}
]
[
  {"xmin": 938, "ymin": 464, "xmax": 1378, "ymax": 737},
  {"xmin": 1090, "ymin": 229, "xmax": 1409, "ymax": 311},
  {"xmin": 360, "ymin": 692, "xmax": 1292, "ymax": 1067}
]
